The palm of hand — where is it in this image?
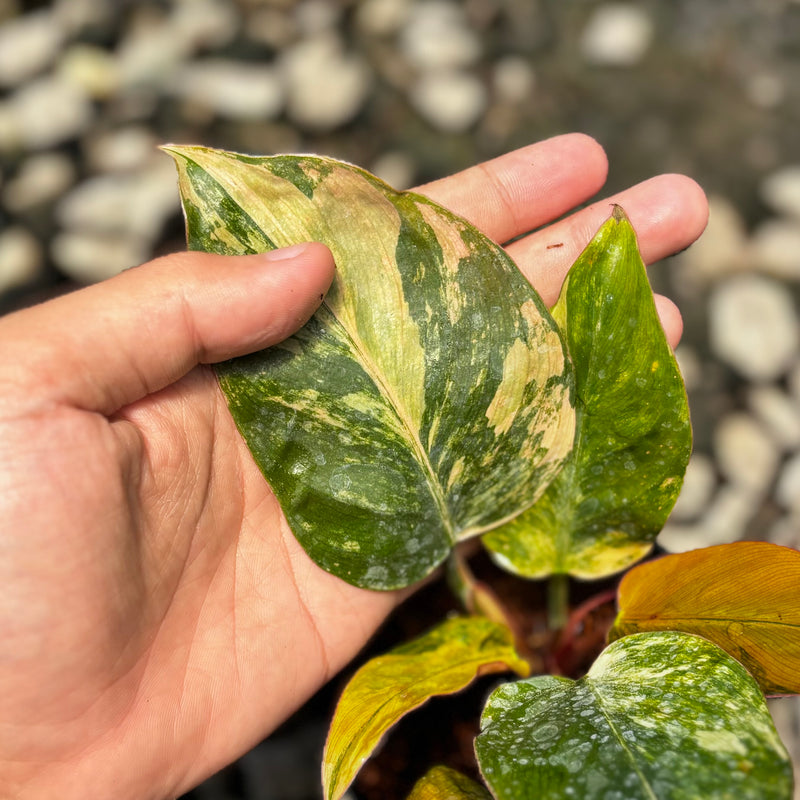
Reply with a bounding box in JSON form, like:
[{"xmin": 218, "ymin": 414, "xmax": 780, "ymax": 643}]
[
  {"xmin": 2, "ymin": 364, "xmax": 392, "ymax": 797},
  {"xmin": 0, "ymin": 134, "xmax": 706, "ymax": 800}
]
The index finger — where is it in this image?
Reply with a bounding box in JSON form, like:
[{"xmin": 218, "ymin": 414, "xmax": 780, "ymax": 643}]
[{"xmin": 416, "ymin": 133, "xmax": 609, "ymax": 245}]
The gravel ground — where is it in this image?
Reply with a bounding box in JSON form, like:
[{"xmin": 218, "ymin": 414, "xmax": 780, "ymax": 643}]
[{"xmin": 2, "ymin": 1, "xmax": 800, "ymax": 798}]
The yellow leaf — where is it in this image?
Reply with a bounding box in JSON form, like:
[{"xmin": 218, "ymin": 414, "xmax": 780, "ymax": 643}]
[
  {"xmin": 406, "ymin": 765, "xmax": 491, "ymax": 800},
  {"xmin": 610, "ymin": 541, "xmax": 800, "ymax": 694},
  {"xmin": 322, "ymin": 616, "xmax": 529, "ymax": 800}
]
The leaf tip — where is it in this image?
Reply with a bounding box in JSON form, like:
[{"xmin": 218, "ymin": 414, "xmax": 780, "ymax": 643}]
[{"xmin": 611, "ymin": 203, "xmax": 628, "ymax": 223}]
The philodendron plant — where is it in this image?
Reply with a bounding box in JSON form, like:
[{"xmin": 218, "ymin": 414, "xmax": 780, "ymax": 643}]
[{"xmin": 165, "ymin": 145, "xmax": 799, "ymax": 800}]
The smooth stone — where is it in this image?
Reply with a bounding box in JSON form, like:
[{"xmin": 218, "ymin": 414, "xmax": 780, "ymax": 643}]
[
  {"xmin": 57, "ymin": 44, "xmax": 120, "ymax": 101},
  {"xmin": 658, "ymin": 485, "xmax": 756, "ymax": 553},
  {"xmin": 668, "ymin": 453, "xmax": 717, "ymax": 522},
  {"xmin": 673, "ymin": 344, "xmax": 702, "ymax": 392},
  {"xmin": 760, "ymin": 164, "xmax": 800, "ymax": 219},
  {"xmin": 747, "ymin": 385, "xmax": 800, "ymax": 451},
  {"xmin": 0, "ymin": 75, "xmax": 93, "ymax": 151},
  {"xmin": 355, "ymin": 0, "xmax": 410, "ymax": 36},
  {"xmin": 52, "ymin": 0, "xmax": 114, "ymax": 36},
  {"xmin": 750, "ymin": 218, "xmax": 800, "ymax": 280},
  {"xmin": 281, "ymin": 34, "xmax": 371, "ymax": 131},
  {"xmin": 401, "ymin": 0, "xmax": 481, "ymax": 71},
  {"xmin": 169, "ymin": 0, "xmax": 240, "ymax": 50},
  {"xmin": 768, "ymin": 512, "xmax": 800, "ymax": 550},
  {"xmin": 676, "ymin": 195, "xmax": 748, "ymax": 289},
  {"xmin": 580, "ymin": 3, "xmax": 654, "ymax": 67},
  {"xmin": 51, "ymin": 231, "xmax": 150, "ymax": 284},
  {"xmin": 168, "ymin": 60, "xmax": 284, "ymax": 120},
  {"xmin": 745, "ymin": 71, "xmax": 785, "ymax": 110},
  {"xmin": 246, "ymin": 8, "xmax": 297, "ymax": 49},
  {"xmin": 116, "ymin": 1, "xmax": 238, "ymax": 90},
  {"xmin": 714, "ymin": 412, "xmax": 780, "ymax": 496},
  {"xmin": 0, "ymin": 227, "xmax": 44, "ymax": 292},
  {"xmin": 0, "ymin": 9, "xmax": 63, "ymax": 88},
  {"xmin": 294, "ymin": 0, "xmax": 342, "ymax": 35},
  {"xmin": 370, "ymin": 151, "xmax": 416, "ymax": 191},
  {"xmin": 775, "ymin": 453, "xmax": 800, "ymax": 514},
  {"xmin": 83, "ymin": 126, "xmax": 159, "ymax": 174},
  {"xmin": 492, "ymin": 56, "xmax": 536, "ymax": 105},
  {"xmin": 709, "ymin": 275, "xmax": 800, "ymax": 381},
  {"xmin": 56, "ymin": 160, "xmax": 179, "ymax": 242},
  {"xmin": 410, "ymin": 69, "xmax": 487, "ymax": 133},
  {"xmin": 3, "ymin": 152, "xmax": 76, "ymax": 211},
  {"xmin": 117, "ymin": 15, "xmax": 192, "ymax": 88}
]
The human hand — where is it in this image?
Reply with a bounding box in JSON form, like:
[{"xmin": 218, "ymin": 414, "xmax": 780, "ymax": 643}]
[{"xmin": 0, "ymin": 133, "xmax": 706, "ymax": 800}]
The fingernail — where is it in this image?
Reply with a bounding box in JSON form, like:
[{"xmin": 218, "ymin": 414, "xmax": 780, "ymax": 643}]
[{"xmin": 261, "ymin": 242, "xmax": 310, "ymax": 262}]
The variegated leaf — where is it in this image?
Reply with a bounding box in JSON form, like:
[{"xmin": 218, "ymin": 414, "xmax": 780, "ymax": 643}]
[
  {"xmin": 165, "ymin": 146, "xmax": 575, "ymax": 589},
  {"xmin": 483, "ymin": 207, "xmax": 691, "ymax": 579},
  {"xmin": 475, "ymin": 631, "xmax": 793, "ymax": 800},
  {"xmin": 323, "ymin": 615, "xmax": 529, "ymax": 800}
]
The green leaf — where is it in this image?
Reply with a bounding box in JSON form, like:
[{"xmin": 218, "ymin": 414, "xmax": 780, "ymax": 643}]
[
  {"xmin": 406, "ymin": 766, "xmax": 492, "ymax": 800},
  {"xmin": 323, "ymin": 615, "xmax": 529, "ymax": 800},
  {"xmin": 475, "ymin": 631, "xmax": 792, "ymax": 800},
  {"xmin": 610, "ymin": 541, "xmax": 800, "ymax": 695},
  {"xmin": 483, "ymin": 206, "xmax": 691, "ymax": 579},
  {"xmin": 165, "ymin": 145, "xmax": 575, "ymax": 590}
]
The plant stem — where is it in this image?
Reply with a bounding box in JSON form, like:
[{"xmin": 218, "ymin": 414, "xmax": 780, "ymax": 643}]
[{"xmin": 547, "ymin": 574, "xmax": 570, "ymax": 632}]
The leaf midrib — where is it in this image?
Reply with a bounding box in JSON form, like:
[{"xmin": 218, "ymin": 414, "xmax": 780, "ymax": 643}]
[
  {"xmin": 317, "ymin": 303, "xmax": 456, "ymax": 542},
  {"xmin": 588, "ymin": 681, "xmax": 660, "ymax": 800},
  {"xmin": 620, "ymin": 615, "xmax": 800, "ymax": 629}
]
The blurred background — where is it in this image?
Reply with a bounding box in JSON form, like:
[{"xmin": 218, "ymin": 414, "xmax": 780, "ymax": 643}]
[{"xmin": 1, "ymin": 0, "xmax": 799, "ymax": 797}]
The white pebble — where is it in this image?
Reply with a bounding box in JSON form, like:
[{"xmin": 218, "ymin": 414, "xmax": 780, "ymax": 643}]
[
  {"xmin": 410, "ymin": 70, "xmax": 487, "ymax": 133},
  {"xmin": 744, "ymin": 72, "xmax": 785, "ymax": 110},
  {"xmin": 676, "ymin": 195, "xmax": 748, "ymax": 289},
  {"xmin": 0, "ymin": 227, "xmax": 43, "ymax": 293},
  {"xmin": 760, "ymin": 164, "xmax": 800, "ymax": 220},
  {"xmin": 117, "ymin": 0, "xmax": 239, "ymax": 88},
  {"xmin": 169, "ymin": 0, "xmax": 240, "ymax": 51},
  {"xmin": 246, "ymin": 8, "xmax": 296, "ymax": 49},
  {"xmin": 580, "ymin": 4, "xmax": 654, "ymax": 67},
  {"xmin": 768, "ymin": 512, "xmax": 800, "ymax": 550},
  {"xmin": 709, "ymin": 275, "xmax": 799, "ymax": 381},
  {"xmin": 84, "ymin": 126, "xmax": 159, "ymax": 174},
  {"xmin": 401, "ymin": 0, "xmax": 481, "ymax": 71},
  {"xmin": 51, "ymin": 231, "xmax": 150, "ymax": 284},
  {"xmin": 281, "ymin": 34, "xmax": 371, "ymax": 131},
  {"xmin": 673, "ymin": 344, "xmax": 702, "ymax": 392},
  {"xmin": 751, "ymin": 218, "xmax": 800, "ymax": 281},
  {"xmin": 669, "ymin": 453, "xmax": 717, "ymax": 522},
  {"xmin": 0, "ymin": 10, "xmax": 63, "ymax": 88},
  {"xmin": 169, "ymin": 60, "xmax": 284, "ymax": 120},
  {"xmin": 52, "ymin": 0, "xmax": 114, "ymax": 37},
  {"xmin": 57, "ymin": 44, "xmax": 120, "ymax": 100},
  {"xmin": 56, "ymin": 160, "xmax": 179, "ymax": 242},
  {"xmin": 0, "ymin": 75, "xmax": 93, "ymax": 151},
  {"xmin": 370, "ymin": 151, "xmax": 415, "ymax": 191},
  {"xmin": 714, "ymin": 412, "xmax": 780, "ymax": 495},
  {"xmin": 776, "ymin": 454, "xmax": 800, "ymax": 514},
  {"xmin": 3, "ymin": 152, "xmax": 76, "ymax": 211},
  {"xmin": 658, "ymin": 486, "xmax": 756, "ymax": 553},
  {"xmin": 294, "ymin": 0, "xmax": 342, "ymax": 35},
  {"xmin": 493, "ymin": 56, "xmax": 536, "ymax": 105},
  {"xmin": 356, "ymin": 0, "xmax": 410, "ymax": 36},
  {"xmin": 747, "ymin": 385, "xmax": 800, "ymax": 451}
]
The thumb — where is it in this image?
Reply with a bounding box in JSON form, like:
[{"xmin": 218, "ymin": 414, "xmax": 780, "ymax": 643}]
[{"xmin": 0, "ymin": 242, "xmax": 335, "ymax": 415}]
